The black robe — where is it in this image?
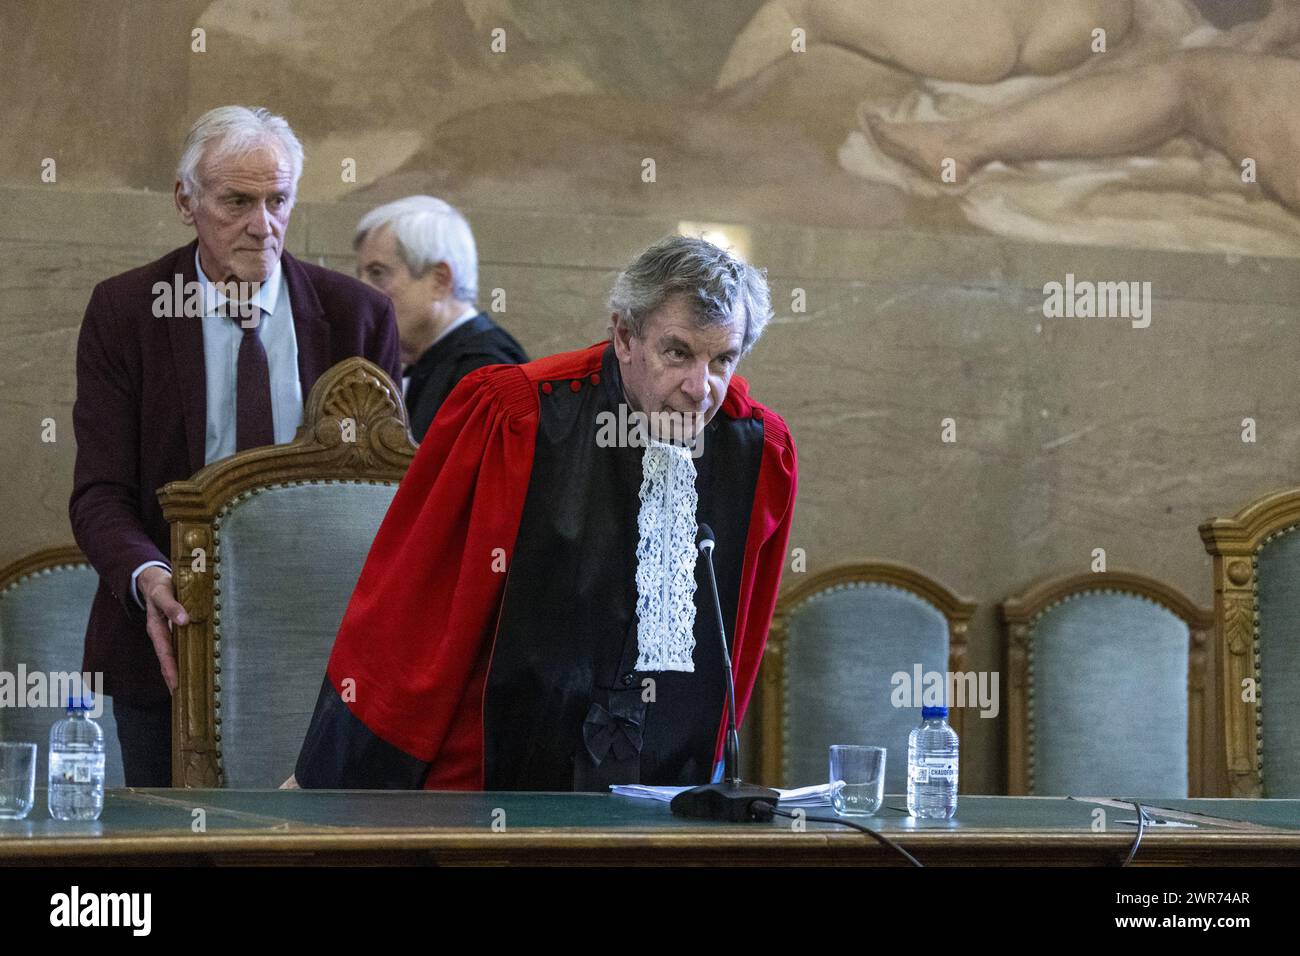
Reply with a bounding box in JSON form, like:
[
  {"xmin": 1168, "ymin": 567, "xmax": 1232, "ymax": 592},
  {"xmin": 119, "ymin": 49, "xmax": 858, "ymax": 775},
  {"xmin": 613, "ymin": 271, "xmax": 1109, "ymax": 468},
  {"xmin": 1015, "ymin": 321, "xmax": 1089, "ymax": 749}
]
[
  {"xmin": 482, "ymin": 345, "xmax": 763, "ymax": 790},
  {"xmin": 403, "ymin": 311, "xmax": 527, "ymax": 440}
]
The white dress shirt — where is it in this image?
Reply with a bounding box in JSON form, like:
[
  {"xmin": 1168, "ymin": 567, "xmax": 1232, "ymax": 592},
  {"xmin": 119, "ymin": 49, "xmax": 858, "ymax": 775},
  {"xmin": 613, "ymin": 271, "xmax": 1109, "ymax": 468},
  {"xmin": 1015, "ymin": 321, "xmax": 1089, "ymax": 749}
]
[
  {"xmin": 196, "ymin": 251, "xmax": 303, "ymax": 464},
  {"xmin": 131, "ymin": 252, "xmax": 304, "ymax": 607}
]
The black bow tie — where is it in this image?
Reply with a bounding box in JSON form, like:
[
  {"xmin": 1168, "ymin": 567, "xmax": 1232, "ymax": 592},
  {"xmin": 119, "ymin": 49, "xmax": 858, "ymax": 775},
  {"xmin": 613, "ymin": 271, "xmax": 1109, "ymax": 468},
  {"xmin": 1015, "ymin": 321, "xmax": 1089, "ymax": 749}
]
[{"xmin": 581, "ymin": 702, "xmax": 644, "ymax": 766}]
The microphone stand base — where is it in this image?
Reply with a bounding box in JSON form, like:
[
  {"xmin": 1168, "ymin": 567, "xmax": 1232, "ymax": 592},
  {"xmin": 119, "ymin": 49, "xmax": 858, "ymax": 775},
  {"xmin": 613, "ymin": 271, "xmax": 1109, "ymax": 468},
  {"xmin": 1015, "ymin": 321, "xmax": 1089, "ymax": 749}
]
[{"xmin": 669, "ymin": 782, "xmax": 782, "ymax": 822}]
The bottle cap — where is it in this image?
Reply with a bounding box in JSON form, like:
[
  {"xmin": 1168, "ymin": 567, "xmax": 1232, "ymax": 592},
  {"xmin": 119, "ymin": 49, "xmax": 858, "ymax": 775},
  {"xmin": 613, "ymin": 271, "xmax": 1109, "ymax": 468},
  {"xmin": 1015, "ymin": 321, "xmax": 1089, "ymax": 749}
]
[
  {"xmin": 921, "ymin": 706, "xmax": 948, "ymax": 720},
  {"xmin": 65, "ymin": 694, "xmax": 91, "ymax": 712}
]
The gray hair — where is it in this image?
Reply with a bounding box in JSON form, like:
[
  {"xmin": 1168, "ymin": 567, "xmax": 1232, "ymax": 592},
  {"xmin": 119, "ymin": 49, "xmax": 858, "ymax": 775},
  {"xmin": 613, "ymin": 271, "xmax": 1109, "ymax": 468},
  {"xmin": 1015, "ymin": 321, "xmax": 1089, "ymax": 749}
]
[
  {"xmin": 608, "ymin": 235, "xmax": 772, "ymax": 355},
  {"xmin": 176, "ymin": 106, "xmax": 304, "ymax": 202},
  {"xmin": 354, "ymin": 195, "xmax": 478, "ymax": 302}
]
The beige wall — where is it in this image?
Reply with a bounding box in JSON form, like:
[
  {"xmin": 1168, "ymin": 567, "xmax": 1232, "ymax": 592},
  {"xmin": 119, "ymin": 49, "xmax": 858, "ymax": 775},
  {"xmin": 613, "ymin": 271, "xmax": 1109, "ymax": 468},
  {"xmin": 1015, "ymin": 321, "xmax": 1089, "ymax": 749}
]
[{"xmin": 4, "ymin": 184, "xmax": 1298, "ymax": 791}]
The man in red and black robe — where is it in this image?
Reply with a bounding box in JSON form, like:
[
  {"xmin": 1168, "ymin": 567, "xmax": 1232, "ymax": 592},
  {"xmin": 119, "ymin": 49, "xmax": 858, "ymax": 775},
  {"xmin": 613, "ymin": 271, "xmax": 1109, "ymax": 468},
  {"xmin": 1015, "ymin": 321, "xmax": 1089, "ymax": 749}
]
[{"xmin": 294, "ymin": 236, "xmax": 797, "ymax": 791}]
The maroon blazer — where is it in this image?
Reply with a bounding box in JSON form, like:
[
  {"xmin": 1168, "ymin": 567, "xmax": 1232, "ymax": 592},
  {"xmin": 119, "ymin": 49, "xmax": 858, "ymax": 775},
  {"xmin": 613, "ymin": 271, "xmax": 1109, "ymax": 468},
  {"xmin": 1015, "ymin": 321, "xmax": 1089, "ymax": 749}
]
[{"xmin": 69, "ymin": 240, "xmax": 402, "ymax": 705}]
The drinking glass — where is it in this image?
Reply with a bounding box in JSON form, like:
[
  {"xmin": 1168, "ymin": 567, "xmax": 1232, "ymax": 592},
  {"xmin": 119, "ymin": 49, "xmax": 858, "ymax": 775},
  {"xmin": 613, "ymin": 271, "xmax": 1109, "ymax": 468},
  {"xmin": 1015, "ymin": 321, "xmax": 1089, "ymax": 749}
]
[
  {"xmin": 0, "ymin": 742, "xmax": 38, "ymax": 820},
  {"xmin": 829, "ymin": 744, "xmax": 886, "ymax": 816}
]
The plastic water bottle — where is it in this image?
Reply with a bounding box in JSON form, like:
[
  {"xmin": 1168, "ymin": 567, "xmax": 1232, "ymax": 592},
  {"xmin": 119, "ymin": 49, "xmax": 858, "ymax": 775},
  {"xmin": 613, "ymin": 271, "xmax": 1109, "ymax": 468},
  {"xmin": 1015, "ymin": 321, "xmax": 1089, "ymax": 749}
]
[
  {"xmin": 48, "ymin": 695, "xmax": 105, "ymax": 821},
  {"xmin": 907, "ymin": 705, "xmax": 958, "ymax": 819}
]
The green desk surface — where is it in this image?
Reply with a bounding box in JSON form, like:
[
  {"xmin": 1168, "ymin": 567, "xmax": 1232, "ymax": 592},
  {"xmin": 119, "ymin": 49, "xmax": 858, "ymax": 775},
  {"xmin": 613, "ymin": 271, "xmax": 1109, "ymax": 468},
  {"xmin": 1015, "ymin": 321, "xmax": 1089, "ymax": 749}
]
[
  {"xmin": 2, "ymin": 790, "xmax": 1298, "ymax": 834},
  {"xmin": 3, "ymin": 791, "xmax": 1299, "ymax": 865}
]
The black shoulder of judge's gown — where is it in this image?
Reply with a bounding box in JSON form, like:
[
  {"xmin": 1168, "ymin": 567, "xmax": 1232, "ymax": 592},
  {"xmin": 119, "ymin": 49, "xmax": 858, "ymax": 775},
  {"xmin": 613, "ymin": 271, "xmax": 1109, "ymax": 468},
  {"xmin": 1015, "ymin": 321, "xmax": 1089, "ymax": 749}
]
[{"xmin": 403, "ymin": 311, "xmax": 528, "ymax": 440}]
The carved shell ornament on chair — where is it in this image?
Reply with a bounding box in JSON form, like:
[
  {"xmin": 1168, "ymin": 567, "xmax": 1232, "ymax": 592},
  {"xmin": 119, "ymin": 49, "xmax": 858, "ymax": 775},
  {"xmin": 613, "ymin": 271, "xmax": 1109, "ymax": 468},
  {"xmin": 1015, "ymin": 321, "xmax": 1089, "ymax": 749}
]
[{"xmin": 314, "ymin": 368, "xmax": 408, "ymax": 464}]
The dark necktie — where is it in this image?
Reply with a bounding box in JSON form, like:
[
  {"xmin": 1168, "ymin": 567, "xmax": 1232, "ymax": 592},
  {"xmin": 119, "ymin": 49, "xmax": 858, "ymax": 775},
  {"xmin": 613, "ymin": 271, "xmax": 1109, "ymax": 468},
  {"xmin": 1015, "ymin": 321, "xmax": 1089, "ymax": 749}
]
[{"xmin": 234, "ymin": 311, "xmax": 275, "ymax": 452}]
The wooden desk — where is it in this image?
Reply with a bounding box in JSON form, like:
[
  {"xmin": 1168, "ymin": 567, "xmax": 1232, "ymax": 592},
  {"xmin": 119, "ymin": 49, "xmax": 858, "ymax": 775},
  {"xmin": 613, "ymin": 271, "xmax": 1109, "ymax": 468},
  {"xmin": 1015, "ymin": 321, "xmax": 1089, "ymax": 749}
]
[{"xmin": 3, "ymin": 791, "xmax": 1298, "ymax": 865}]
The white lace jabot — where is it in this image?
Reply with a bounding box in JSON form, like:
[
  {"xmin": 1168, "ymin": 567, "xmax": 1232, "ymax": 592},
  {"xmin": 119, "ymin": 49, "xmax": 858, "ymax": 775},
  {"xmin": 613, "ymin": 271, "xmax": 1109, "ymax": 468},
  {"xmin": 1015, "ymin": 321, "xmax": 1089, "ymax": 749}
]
[{"xmin": 633, "ymin": 440, "xmax": 699, "ymax": 672}]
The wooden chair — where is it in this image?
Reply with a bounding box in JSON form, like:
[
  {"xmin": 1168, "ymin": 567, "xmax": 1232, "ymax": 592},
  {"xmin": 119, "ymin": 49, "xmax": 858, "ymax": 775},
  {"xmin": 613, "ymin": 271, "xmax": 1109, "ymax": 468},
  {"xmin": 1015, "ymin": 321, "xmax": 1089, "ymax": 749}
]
[
  {"xmin": 0, "ymin": 545, "xmax": 126, "ymax": 786},
  {"xmin": 758, "ymin": 561, "xmax": 976, "ymax": 793},
  {"xmin": 1201, "ymin": 487, "xmax": 1300, "ymax": 797},
  {"xmin": 158, "ymin": 357, "xmax": 417, "ymax": 788},
  {"xmin": 1001, "ymin": 571, "xmax": 1212, "ymax": 798}
]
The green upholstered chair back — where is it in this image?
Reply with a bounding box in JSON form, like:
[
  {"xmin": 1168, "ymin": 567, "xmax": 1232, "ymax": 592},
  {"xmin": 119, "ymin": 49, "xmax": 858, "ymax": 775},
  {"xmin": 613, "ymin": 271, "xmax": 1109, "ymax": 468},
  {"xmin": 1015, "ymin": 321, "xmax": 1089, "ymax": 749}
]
[
  {"xmin": 207, "ymin": 482, "xmax": 397, "ymax": 787},
  {"xmin": 160, "ymin": 357, "xmax": 417, "ymax": 787},
  {"xmin": 1201, "ymin": 489, "xmax": 1300, "ymax": 797},
  {"xmin": 760, "ymin": 563, "xmax": 975, "ymax": 794},
  {"xmin": 1002, "ymin": 572, "xmax": 1211, "ymax": 798},
  {"xmin": 0, "ymin": 547, "xmax": 126, "ymax": 787},
  {"xmin": 1255, "ymin": 527, "xmax": 1300, "ymax": 797}
]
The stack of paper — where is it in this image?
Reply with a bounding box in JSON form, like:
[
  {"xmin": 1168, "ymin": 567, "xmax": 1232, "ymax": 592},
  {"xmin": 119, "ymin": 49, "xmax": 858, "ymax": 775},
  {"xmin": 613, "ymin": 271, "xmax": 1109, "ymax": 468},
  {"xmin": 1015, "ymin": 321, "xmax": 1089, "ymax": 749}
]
[{"xmin": 610, "ymin": 783, "xmax": 833, "ymax": 807}]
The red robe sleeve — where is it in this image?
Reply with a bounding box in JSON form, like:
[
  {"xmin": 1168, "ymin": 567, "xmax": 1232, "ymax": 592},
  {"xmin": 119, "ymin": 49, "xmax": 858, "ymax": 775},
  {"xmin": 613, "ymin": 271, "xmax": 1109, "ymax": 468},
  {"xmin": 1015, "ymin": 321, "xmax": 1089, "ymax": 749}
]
[
  {"xmin": 712, "ymin": 403, "xmax": 798, "ymax": 771},
  {"xmin": 297, "ymin": 363, "xmax": 539, "ymax": 789}
]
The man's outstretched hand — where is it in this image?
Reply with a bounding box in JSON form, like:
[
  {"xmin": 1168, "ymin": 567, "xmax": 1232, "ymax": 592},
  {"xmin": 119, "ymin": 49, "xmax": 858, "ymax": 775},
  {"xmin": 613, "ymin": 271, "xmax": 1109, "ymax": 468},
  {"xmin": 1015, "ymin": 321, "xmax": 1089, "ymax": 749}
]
[{"xmin": 137, "ymin": 565, "xmax": 188, "ymax": 694}]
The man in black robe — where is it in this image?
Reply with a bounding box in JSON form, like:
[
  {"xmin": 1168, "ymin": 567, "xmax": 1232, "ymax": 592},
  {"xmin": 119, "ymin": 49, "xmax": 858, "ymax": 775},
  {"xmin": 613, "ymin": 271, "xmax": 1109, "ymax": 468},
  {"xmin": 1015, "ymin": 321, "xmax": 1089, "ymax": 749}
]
[{"xmin": 354, "ymin": 195, "xmax": 527, "ymax": 440}]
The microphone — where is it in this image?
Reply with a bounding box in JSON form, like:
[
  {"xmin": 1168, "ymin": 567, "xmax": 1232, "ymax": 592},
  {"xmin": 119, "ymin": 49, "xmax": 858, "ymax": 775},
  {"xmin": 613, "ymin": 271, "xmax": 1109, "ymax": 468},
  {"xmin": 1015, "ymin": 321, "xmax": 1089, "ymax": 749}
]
[
  {"xmin": 669, "ymin": 523, "xmax": 781, "ymax": 821},
  {"xmin": 696, "ymin": 524, "xmax": 738, "ymax": 785}
]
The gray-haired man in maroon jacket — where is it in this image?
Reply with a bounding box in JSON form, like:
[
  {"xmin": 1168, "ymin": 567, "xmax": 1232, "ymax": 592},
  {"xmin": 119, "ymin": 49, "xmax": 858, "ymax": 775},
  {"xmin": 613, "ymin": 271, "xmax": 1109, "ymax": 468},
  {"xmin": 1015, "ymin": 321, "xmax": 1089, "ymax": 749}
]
[{"xmin": 69, "ymin": 106, "xmax": 401, "ymax": 786}]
